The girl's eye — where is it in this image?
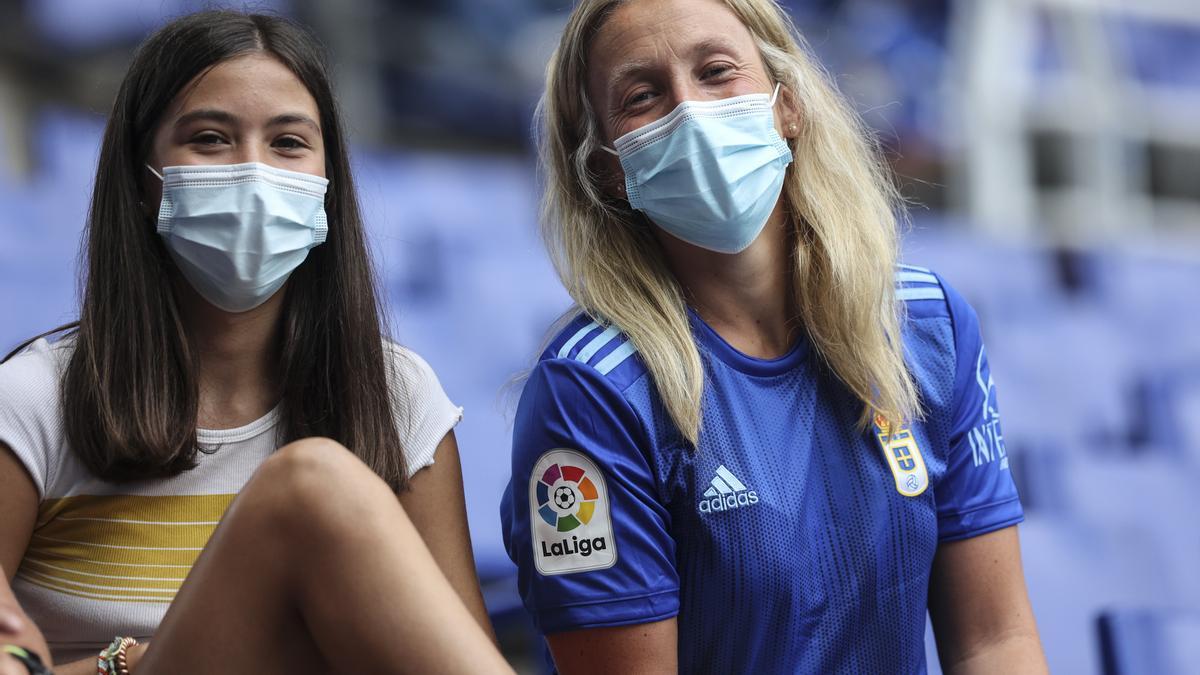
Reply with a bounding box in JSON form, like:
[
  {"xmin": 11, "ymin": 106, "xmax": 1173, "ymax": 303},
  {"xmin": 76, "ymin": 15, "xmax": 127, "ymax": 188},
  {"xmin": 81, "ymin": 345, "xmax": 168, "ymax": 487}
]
[
  {"xmin": 191, "ymin": 132, "xmax": 226, "ymax": 146},
  {"xmin": 274, "ymin": 136, "xmax": 310, "ymax": 151}
]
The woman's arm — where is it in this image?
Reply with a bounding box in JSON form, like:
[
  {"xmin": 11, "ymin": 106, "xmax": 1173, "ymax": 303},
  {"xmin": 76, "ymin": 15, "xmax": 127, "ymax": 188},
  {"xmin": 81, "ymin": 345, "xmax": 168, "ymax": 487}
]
[
  {"xmin": 928, "ymin": 526, "xmax": 1048, "ymax": 674},
  {"xmin": 0, "ymin": 442, "xmax": 51, "ymax": 673},
  {"xmin": 398, "ymin": 431, "xmax": 496, "ymax": 640},
  {"xmin": 2, "ymin": 443, "xmax": 150, "ymax": 675},
  {"xmin": 0, "ymin": 585, "xmax": 51, "ymax": 675},
  {"xmin": 546, "ymin": 619, "xmax": 677, "ymax": 675},
  {"xmin": 0, "ymin": 443, "xmax": 39, "ymax": 586}
]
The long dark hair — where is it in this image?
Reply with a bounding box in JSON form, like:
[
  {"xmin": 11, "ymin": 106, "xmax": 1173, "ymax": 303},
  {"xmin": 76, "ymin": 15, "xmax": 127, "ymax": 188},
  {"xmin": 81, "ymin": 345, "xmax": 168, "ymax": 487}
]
[{"xmin": 5, "ymin": 11, "xmax": 411, "ymax": 490}]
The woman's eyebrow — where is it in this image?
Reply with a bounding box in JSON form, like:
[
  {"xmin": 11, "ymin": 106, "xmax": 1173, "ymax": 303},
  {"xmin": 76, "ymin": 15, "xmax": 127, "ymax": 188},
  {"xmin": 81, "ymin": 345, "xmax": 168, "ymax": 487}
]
[
  {"xmin": 606, "ymin": 37, "xmax": 743, "ymax": 92},
  {"xmin": 267, "ymin": 113, "xmax": 321, "ymax": 134},
  {"xmin": 173, "ymin": 108, "xmax": 238, "ymax": 129},
  {"xmin": 689, "ymin": 37, "xmax": 740, "ymax": 59},
  {"xmin": 172, "ymin": 109, "xmax": 320, "ymax": 135},
  {"xmin": 608, "ymin": 58, "xmax": 657, "ymax": 92}
]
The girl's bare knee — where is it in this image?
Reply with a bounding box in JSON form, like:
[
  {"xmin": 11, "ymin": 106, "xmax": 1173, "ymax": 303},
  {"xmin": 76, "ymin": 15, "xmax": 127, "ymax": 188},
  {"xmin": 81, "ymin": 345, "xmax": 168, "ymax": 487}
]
[
  {"xmin": 239, "ymin": 437, "xmax": 395, "ymax": 541},
  {"xmin": 258, "ymin": 437, "xmax": 364, "ymax": 492}
]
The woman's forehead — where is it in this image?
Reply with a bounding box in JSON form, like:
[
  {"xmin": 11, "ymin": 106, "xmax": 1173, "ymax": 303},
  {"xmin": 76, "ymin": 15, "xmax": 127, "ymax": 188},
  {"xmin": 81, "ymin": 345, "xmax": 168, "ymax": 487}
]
[
  {"xmin": 588, "ymin": 0, "xmax": 757, "ymax": 85},
  {"xmin": 167, "ymin": 53, "xmax": 319, "ymax": 124}
]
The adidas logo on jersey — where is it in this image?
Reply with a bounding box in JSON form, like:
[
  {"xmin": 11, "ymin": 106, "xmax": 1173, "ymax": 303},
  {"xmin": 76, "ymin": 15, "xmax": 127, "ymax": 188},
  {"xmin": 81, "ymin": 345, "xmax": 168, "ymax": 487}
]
[{"xmin": 698, "ymin": 465, "xmax": 759, "ymax": 514}]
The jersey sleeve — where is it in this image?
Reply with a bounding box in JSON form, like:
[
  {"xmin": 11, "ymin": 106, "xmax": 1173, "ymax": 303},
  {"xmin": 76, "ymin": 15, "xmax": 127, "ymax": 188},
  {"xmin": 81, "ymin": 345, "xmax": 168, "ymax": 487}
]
[
  {"xmin": 934, "ymin": 279, "xmax": 1024, "ymax": 542},
  {"xmin": 501, "ymin": 357, "xmax": 679, "ymax": 634}
]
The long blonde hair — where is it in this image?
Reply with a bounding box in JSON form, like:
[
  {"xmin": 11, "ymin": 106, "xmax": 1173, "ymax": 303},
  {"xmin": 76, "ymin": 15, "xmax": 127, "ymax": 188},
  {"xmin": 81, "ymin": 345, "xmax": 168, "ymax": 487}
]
[{"xmin": 537, "ymin": 0, "xmax": 919, "ymax": 445}]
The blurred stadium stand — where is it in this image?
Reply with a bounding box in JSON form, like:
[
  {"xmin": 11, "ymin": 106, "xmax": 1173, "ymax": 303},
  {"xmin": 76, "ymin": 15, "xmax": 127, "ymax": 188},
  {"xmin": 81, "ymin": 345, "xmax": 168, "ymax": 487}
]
[
  {"xmin": 952, "ymin": 0, "xmax": 1200, "ymax": 241},
  {"xmin": 1099, "ymin": 609, "xmax": 1200, "ymax": 675},
  {"xmin": 1, "ymin": 1, "xmax": 1198, "ymax": 673}
]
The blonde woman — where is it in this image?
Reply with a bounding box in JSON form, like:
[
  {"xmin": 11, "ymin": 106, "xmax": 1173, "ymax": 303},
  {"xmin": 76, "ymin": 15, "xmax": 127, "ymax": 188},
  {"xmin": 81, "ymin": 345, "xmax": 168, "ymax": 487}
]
[{"xmin": 500, "ymin": 0, "xmax": 1047, "ymax": 673}]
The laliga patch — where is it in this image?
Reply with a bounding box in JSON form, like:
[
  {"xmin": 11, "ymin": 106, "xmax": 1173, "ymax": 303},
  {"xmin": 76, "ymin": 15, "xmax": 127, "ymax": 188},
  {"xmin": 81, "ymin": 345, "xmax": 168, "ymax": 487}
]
[
  {"xmin": 528, "ymin": 449, "xmax": 617, "ymax": 576},
  {"xmin": 874, "ymin": 414, "xmax": 929, "ymax": 497}
]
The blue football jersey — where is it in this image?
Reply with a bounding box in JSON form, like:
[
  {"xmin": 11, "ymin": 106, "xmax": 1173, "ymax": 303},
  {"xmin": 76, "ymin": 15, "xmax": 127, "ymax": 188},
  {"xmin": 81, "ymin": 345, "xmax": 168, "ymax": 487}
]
[{"xmin": 501, "ymin": 268, "xmax": 1023, "ymax": 674}]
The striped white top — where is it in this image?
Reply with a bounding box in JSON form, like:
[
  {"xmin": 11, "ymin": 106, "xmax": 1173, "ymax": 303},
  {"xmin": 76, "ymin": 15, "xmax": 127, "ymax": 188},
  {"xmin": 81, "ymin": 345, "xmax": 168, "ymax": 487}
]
[{"xmin": 0, "ymin": 337, "xmax": 461, "ymax": 663}]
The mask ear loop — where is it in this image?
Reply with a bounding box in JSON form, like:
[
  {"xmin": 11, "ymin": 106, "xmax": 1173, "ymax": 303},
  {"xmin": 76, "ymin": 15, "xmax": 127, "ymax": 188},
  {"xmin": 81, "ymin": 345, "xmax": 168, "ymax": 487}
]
[
  {"xmin": 600, "ymin": 145, "xmax": 619, "ymax": 157},
  {"xmin": 142, "ymin": 165, "xmax": 165, "ymax": 218}
]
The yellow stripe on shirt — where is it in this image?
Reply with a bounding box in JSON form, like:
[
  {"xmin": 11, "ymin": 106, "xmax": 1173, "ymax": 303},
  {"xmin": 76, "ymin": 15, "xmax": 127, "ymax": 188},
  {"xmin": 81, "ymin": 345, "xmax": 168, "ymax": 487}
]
[{"xmin": 18, "ymin": 494, "xmax": 236, "ymax": 602}]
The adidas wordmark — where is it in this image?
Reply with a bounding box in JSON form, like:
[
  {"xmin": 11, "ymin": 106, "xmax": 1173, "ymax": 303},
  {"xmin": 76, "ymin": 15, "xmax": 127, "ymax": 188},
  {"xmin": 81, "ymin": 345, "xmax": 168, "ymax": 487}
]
[{"xmin": 698, "ymin": 465, "xmax": 759, "ymax": 514}]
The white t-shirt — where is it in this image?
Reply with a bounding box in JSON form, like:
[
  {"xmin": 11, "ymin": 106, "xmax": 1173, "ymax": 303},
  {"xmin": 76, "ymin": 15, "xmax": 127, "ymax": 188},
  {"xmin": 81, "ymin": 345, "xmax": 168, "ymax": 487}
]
[{"xmin": 0, "ymin": 337, "xmax": 462, "ymax": 663}]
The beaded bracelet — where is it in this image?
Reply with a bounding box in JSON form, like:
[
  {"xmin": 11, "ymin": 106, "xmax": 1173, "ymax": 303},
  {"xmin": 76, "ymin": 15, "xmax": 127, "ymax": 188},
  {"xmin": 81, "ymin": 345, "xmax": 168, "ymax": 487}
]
[
  {"xmin": 1, "ymin": 645, "xmax": 54, "ymax": 675},
  {"xmin": 97, "ymin": 636, "xmax": 137, "ymax": 675}
]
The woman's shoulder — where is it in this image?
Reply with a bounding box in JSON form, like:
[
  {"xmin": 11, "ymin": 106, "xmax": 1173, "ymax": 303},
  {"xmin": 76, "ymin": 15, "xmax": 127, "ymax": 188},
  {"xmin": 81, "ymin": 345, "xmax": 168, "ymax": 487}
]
[
  {"xmin": 0, "ymin": 336, "xmax": 73, "ymax": 408},
  {"xmin": 895, "ymin": 265, "xmax": 980, "ymax": 349},
  {"xmin": 382, "ymin": 341, "xmax": 447, "ymax": 399},
  {"xmin": 533, "ymin": 312, "xmax": 646, "ymax": 390},
  {"xmin": 381, "ymin": 341, "xmax": 462, "ymax": 477},
  {"xmin": 895, "ymin": 265, "xmax": 958, "ymax": 320},
  {"xmin": 896, "ymin": 266, "xmax": 989, "ymax": 416},
  {"xmin": 0, "ymin": 336, "xmax": 75, "ymax": 498}
]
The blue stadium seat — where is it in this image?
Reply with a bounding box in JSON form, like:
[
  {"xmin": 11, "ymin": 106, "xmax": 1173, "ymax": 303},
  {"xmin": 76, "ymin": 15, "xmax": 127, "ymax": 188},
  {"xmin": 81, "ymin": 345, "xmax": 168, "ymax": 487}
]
[
  {"xmin": 1020, "ymin": 514, "xmax": 1175, "ymax": 674},
  {"xmin": 356, "ymin": 150, "xmax": 568, "ymax": 577},
  {"xmin": 1099, "ymin": 608, "xmax": 1200, "ymax": 675}
]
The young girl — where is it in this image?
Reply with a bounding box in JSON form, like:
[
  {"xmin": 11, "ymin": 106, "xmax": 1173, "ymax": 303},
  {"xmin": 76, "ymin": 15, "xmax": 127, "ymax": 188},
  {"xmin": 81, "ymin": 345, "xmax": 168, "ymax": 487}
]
[
  {"xmin": 502, "ymin": 0, "xmax": 1048, "ymax": 673},
  {"xmin": 0, "ymin": 11, "xmax": 511, "ymax": 674}
]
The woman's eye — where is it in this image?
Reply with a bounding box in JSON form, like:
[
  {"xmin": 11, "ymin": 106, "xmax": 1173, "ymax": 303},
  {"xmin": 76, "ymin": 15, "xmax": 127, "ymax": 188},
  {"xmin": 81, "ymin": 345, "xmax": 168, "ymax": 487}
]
[
  {"xmin": 274, "ymin": 136, "xmax": 310, "ymax": 151},
  {"xmin": 624, "ymin": 91, "xmax": 655, "ymax": 110},
  {"xmin": 701, "ymin": 64, "xmax": 733, "ymax": 80},
  {"xmin": 191, "ymin": 132, "xmax": 226, "ymax": 146}
]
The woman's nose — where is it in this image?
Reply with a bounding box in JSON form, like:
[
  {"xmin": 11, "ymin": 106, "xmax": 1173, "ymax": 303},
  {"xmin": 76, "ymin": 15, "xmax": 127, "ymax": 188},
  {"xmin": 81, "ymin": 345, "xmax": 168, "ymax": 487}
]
[
  {"xmin": 664, "ymin": 79, "xmax": 706, "ymax": 109},
  {"xmin": 230, "ymin": 142, "xmax": 265, "ymax": 166}
]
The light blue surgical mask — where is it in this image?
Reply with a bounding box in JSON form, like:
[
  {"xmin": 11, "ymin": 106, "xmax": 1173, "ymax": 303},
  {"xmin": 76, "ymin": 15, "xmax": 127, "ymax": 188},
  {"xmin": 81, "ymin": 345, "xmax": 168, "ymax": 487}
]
[
  {"xmin": 148, "ymin": 162, "xmax": 329, "ymax": 313},
  {"xmin": 604, "ymin": 84, "xmax": 793, "ymax": 254}
]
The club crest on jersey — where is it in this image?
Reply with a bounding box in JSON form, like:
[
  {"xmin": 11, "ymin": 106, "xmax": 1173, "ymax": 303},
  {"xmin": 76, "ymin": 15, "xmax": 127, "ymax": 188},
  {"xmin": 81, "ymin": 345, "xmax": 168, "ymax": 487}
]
[
  {"xmin": 528, "ymin": 449, "xmax": 617, "ymax": 576},
  {"xmin": 874, "ymin": 414, "xmax": 929, "ymax": 497}
]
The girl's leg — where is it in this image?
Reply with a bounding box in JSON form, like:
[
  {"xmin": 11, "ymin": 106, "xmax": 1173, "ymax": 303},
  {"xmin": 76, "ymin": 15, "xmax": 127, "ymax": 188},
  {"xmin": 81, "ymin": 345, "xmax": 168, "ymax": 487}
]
[{"xmin": 136, "ymin": 438, "xmax": 512, "ymax": 675}]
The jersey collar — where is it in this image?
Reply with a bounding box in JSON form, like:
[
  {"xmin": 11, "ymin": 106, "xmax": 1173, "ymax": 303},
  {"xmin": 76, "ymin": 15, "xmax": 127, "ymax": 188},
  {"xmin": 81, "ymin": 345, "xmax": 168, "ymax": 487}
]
[{"xmin": 687, "ymin": 308, "xmax": 809, "ymax": 377}]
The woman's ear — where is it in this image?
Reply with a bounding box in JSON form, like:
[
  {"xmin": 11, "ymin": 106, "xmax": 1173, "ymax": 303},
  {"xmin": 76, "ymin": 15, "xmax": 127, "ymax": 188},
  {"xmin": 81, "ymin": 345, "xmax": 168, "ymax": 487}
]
[
  {"xmin": 589, "ymin": 148, "xmax": 628, "ymax": 203},
  {"xmin": 777, "ymin": 84, "xmax": 802, "ymax": 141}
]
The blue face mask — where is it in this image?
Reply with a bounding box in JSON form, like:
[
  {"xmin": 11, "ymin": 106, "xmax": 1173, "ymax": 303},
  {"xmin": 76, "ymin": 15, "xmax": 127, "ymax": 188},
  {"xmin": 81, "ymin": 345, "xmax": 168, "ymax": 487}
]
[
  {"xmin": 605, "ymin": 84, "xmax": 793, "ymax": 254},
  {"xmin": 149, "ymin": 162, "xmax": 329, "ymax": 313}
]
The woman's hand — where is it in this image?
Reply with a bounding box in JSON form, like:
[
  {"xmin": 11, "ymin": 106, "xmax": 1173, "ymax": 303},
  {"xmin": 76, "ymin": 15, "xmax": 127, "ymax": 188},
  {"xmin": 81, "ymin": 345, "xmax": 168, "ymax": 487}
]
[
  {"xmin": 1, "ymin": 443, "xmax": 47, "ymax": 674},
  {"xmin": 0, "ymin": 652, "xmax": 35, "ymax": 675},
  {"xmin": 0, "ymin": 603, "xmax": 52, "ymax": 675}
]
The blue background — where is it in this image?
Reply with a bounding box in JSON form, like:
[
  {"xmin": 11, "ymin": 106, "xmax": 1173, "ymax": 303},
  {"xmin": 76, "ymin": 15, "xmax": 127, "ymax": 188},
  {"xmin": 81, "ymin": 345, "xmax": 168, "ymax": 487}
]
[{"xmin": 1, "ymin": 1, "xmax": 1199, "ymax": 672}]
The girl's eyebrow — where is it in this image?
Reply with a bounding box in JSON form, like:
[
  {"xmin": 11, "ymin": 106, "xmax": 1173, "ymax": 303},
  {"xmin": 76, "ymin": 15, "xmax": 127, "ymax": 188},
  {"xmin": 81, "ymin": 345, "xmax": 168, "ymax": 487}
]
[
  {"xmin": 173, "ymin": 108, "xmax": 238, "ymax": 129},
  {"xmin": 266, "ymin": 113, "xmax": 321, "ymax": 134},
  {"xmin": 173, "ymin": 109, "xmax": 320, "ymax": 135}
]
